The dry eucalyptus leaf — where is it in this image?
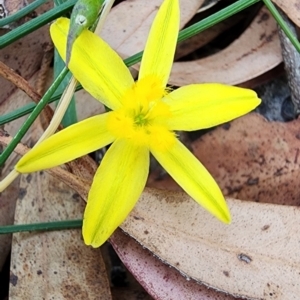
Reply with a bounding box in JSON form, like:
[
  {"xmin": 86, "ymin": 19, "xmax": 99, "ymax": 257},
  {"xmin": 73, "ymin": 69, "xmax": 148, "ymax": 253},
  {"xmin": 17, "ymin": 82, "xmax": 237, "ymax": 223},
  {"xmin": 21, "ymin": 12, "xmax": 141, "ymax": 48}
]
[
  {"xmin": 0, "ymin": 0, "xmax": 27, "ymax": 17},
  {"xmin": 0, "ymin": 74, "xmax": 42, "ymax": 271},
  {"xmin": 111, "ymin": 228, "xmax": 239, "ymax": 300},
  {"xmin": 272, "ymin": 0, "xmax": 300, "ymax": 27},
  {"xmin": 101, "ymin": 242, "xmax": 153, "ymax": 300},
  {"xmin": 0, "ymin": 26, "xmax": 51, "ymax": 105},
  {"xmin": 121, "ymin": 187, "xmax": 300, "ymax": 300},
  {"xmin": 101, "ymin": 0, "xmax": 205, "ymax": 54},
  {"xmin": 169, "ymin": 6, "xmax": 282, "ymax": 86},
  {"xmin": 0, "ymin": 130, "xmax": 21, "ymax": 272},
  {"xmin": 9, "ymin": 171, "xmax": 111, "ymax": 300}
]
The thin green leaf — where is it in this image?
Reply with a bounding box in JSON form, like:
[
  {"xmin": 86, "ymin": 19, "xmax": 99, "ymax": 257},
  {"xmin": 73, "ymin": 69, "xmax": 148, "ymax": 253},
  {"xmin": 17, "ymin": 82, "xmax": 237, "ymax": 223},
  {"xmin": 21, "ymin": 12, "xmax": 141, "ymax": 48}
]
[
  {"xmin": 0, "ymin": 0, "xmax": 77, "ymax": 48},
  {"xmin": 0, "ymin": 219, "xmax": 82, "ymax": 234},
  {"xmin": 0, "ymin": 0, "xmax": 48, "ymax": 28}
]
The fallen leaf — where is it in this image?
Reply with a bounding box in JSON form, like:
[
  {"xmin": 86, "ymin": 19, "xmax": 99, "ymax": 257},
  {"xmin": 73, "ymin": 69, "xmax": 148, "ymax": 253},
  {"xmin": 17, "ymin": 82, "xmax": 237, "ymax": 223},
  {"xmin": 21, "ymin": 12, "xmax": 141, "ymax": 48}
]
[
  {"xmin": 272, "ymin": 0, "xmax": 300, "ymax": 27},
  {"xmin": 121, "ymin": 187, "xmax": 300, "ymax": 300},
  {"xmin": 0, "ymin": 21, "xmax": 51, "ymax": 105},
  {"xmin": 102, "ymin": 5, "xmax": 282, "ymax": 87},
  {"xmin": 101, "ymin": 0, "xmax": 204, "ymax": 54},
  {"xmin": 169, "ymin": 7, "xmax": 282, "ymax": 86},
  {"xmin": 192, "ymin": 113, "xmax": 300, "ymax": 205},
  {"xmin": 9, "ymin": 171, "xmax": 111, "ymax": 299},
  {"xmin": 175, "ymin": 13, "xmax": 243, "ymax": 60},
  {"xmin": 111, "ymin": 228, "xmax": 239, "ymax": 300}
]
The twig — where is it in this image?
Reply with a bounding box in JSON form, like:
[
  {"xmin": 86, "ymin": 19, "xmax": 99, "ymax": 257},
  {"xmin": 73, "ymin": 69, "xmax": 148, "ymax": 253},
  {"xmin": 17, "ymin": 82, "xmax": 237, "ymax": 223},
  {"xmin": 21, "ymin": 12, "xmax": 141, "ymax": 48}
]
[
  {"xmin": 0, "ymin": 60, "xmax": 41, "ymax": 102},
  {"xmin": 0, "ymin": 59, "xmax": 57, "ymax": 128}
]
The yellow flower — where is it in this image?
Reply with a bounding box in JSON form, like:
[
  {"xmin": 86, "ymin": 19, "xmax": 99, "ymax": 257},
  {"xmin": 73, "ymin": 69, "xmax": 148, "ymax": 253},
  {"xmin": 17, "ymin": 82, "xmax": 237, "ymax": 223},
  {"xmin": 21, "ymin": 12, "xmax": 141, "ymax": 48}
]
[{"xmin": 16, "ymin": 0, "xmax": 260, "ymax": 247}]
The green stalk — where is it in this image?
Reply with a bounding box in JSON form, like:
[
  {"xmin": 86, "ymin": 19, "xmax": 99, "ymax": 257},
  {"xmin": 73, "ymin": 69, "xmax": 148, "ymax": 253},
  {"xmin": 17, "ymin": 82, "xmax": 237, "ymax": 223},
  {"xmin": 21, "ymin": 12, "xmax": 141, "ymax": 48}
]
[
  {"xmin": 53, "ymin": 0, "xmax": 78, "ymax": 127},
  {"xmin": 0, "ymin": 219, "xmax": 82, "ymax": 234},
  {"xmin": 0, "ymin": 0, "xmax": 48, "ymax": 28}
]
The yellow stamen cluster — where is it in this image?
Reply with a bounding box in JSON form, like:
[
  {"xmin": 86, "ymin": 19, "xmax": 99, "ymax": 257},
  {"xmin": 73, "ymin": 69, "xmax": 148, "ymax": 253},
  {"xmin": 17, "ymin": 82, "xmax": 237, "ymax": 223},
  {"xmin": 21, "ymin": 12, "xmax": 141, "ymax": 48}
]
[{"xmin": 107, "ymin": 76, "xmax": 175, "ymax": 151}]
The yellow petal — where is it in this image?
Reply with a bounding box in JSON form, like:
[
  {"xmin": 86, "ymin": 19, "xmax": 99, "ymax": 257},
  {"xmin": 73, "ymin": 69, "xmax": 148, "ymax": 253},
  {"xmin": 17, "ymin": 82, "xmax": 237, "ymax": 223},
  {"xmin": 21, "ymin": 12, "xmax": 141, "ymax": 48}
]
[
  {"xmin": 50, "ymin": 18, "xmax": 134, "ymax": 110},
  {"xmin": 83, "ymin": 139, "xmax": 149, "ymax": 247},
  {"xmin": 165, "ymin": 84, "xmax": 261, "ymax": 131},
  {"xmin": 138, "ymin": 0, "xmax": 179, "ymax": 88},
  {"xmin": 151, "ymin": 139, "xmax": 231, "ymax": 223},
  {"xmin": 16, "ymin": 114, "xmax": 114, "ymax": 173}
]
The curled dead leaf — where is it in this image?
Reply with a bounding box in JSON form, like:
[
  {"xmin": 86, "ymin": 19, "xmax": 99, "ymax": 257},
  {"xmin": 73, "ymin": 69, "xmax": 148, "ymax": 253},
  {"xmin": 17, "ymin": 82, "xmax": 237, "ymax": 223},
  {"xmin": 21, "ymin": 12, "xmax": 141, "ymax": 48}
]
[
  {"xmin": 111, "ymin": 228, "xmax": 239, "ymax": 300},
  {"xmin": 101, "ymin": 0, "xmax": 204, "ymax": 53},
  {"xmin": 170, "ymin": 7, "xmax": 282, "ymax": 86},
  {"xmin": 121, "ymin": 187, "xmax": 300, "ymax": 300}
]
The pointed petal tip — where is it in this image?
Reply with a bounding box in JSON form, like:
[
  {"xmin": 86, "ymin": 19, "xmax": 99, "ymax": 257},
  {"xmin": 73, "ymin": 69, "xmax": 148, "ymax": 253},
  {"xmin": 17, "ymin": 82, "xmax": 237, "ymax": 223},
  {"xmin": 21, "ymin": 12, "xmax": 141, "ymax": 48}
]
[
  {"xmin": 82, "ymin": 139, "xmax": 149, "ymax": 249},
  {"xmin": 211, "ymin": 201, "xmax": 231, "ymax": 224},
  {"xmin": 166, "ymin": 84, "xmax": 262, "ymax": 131},
  {"xmin": 255, "ymin": 96, "xmax": 262, "ymax": 106},
  {"xmin": 83, "ymin": 234, "xmax": 105, "ymax": 248},
  {"xmin": 221, "ymin": 211, "xmax": 231, "ymax": 224},
  {"xmin": 139, "ymin": 0, "xmax": 180, "ymax": 85}
]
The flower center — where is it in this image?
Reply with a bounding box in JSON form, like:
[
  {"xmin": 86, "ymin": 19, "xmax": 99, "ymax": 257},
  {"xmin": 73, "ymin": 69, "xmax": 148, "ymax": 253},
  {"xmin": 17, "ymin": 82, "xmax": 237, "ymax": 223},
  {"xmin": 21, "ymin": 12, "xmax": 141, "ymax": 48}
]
[
  {"xmin": 134, "ymin": 113, "xmax": 148, "ymax": 126},
  {"xmin": 106, "ymin": 75, "xmax": 176, "ymax": 150}
]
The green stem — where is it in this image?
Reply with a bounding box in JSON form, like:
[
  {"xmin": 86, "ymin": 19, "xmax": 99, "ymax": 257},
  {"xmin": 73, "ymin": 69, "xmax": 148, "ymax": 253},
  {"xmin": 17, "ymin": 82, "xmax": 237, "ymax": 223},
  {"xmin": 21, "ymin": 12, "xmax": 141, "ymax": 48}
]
[
  {"xmin": 0, "ymin": 68, "xmax": 69, "ymax": 166},
  {"xmin": 0, "ymin": 219, "xmax": 82, "ymax": 234},
  {"xmin": 0, "ymin": 0, "xmax": 77, "ymax": 48},
  {"xmin": 0, "ymin": 0, "xmax": 48, "ymax": 28}
]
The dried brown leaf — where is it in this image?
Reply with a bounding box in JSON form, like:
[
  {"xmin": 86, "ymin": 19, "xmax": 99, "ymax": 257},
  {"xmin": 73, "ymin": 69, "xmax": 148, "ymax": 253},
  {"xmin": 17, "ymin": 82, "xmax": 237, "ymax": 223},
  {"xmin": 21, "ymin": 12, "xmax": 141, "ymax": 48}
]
[
  {"xmin": 192, "ymin": 113, "xmax": 300, "ymax": 205},
  {"xmin": 9, "ymin": 171, "xmax": 111, "ymax": 300},
  {"xmin": 121, "ymin": 187, "xmax": 300, "ymax": 300},
  {"xmin": 170, "ymin": 7, "xmax": 282, "ymax": 86},
  {"xmin": 101, "ymin": 0, "xmax": 205, "ymax": 55},
  {"xmin": 111, "ymin": 229, "xmax": 238, "ymax": 300},
  {"xmin": 272, "ymin": 0, "xmax": 300, "ymax": 27},
  {"xmin": 0, "ymin": 26, "xmax": 51, "ymax": 105},
  {"xmin": 0, "ymin": 68, "xmax": 110, "ymax": 298}
]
